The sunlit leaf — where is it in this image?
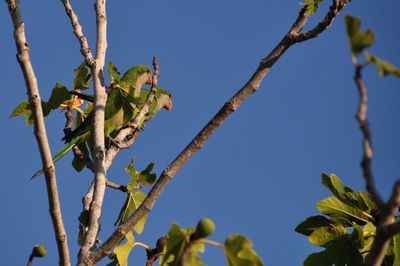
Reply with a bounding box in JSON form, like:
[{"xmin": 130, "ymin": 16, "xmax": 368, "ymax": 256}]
[
  {"xmin": 114, "ymin": 191, "xmax": 148, "ymax": 234},
  {"xmin": 114, "ymin": 231, "xmax": 135, "ymax": 266},
  {"xmin": 303, "ymin": 229, "xmax": 363, "ymax": 266},
  {"xmin": 125, "ymin": 161, "xmax": 157, "ymax": 190},
  {"xmin": 344, "ymin": 14, "xmax": 375, "ymax": 56},
  {"xmin": 365, "ymin": 53, "xmax": 400, "ymax": 78},
  {"xmin": 224, "ymin": 234, "xmax": 263, "ymax": 266},
  {"xmin": 316, "ymin": 196, "xmax": 373, "ymax": 225},
  {"xmin": 107, "ymin": 61, "xmax": 121, "ymax": 84},
  {"xmin": 10, "ymin": 83, "xmax": 70, "ymax": 125},
  {"xmin": 308, "ymin": 225, "xmax": 346, "ymax": 247},
  {"xmin": 73, "ymin": 61, "xmax": 92, "ymax": 90},
  {"xmin": 300, "ymin": 0, "xmax": 324, "ymax": 14},
  {"xmin": 160, "ymin": 223, "xmax": 205, "ymax": 266}
]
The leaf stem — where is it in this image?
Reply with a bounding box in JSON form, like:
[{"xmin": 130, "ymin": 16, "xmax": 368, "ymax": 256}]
[
  {"xmin": 133, "ymin": 241, "xmax": 150, "ymax": 250},
  {"xmin": 200, "ymin": 239, "xmax": 225, "ymax": 249}
]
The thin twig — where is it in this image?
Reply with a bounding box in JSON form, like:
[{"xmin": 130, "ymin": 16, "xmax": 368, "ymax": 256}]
[
  {"xmin": 294, "ymin": 0, "xmax": 350, "ymax": 43},
  {"xmin": 146, "ymin": 237, "xmax": 165, "ymax": 266},
  {"xmin": 353, "ymin": 64, "xmax": 384, "ymax": 208},
  {"xmin": 90, "ymin": 3, "xmax": 350, "ymax": 262},
  {"xmin": 106, "ymin": 180, "xmax": 127, "ymax": 192},
  {"xmin": 6, "ymin": 1, "xmax": 71, "ymax": 265},
  {"xmin": 60, "ymin": 0, "xmax": 95, "ymax": 66},
  {"xmin": 352, "ymin": 61, "xmax": 400, "ymax": 266}
]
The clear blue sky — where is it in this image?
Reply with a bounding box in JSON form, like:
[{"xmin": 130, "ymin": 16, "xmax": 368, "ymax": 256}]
[{"xmin": 1, "ymin": 1, "xmax": 399, "ymax": 265}]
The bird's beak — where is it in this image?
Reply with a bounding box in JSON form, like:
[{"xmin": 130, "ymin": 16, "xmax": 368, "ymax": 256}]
[
  {"xmin": 146, "ymin": 75, "xmax": 152, "ymax": 85},
  {"xmin": 164, "ymin": 101, "xmax": 173, "ymax": 111}
]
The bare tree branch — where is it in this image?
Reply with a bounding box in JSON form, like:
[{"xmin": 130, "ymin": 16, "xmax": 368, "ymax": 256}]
[
  {"xmin": 90, "ymin": 2, "xmax": 350, "ymax": 261},
  {"xmin": 352, "ymin": 62, "xmax": 400, "ymax": 266},
  {"xmin": 77, "ymin": 0, "xmax": 109, "ymax": 264},
  {"xmin": 6, "ymin": 1, "xmax": 70, "ymax": 265},
  {"xmin": 366, "ymin": 181, "xmax": 400, "ymax": 266},
  {"xmin": 353, "ymin": 64, "xmax": 384, "ymax": 208},
  {"xmin": 60, "ymin": 0, "xmax": 95, "ymax": 65},
  {"xmin": 106, "ymin": 180, "xmax": 127, "ymax": 192}
]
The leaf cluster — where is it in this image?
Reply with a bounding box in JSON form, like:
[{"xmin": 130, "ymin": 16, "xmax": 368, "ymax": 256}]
[
  {"xmin": 296, "ymin": 173, "xmax": 400, "ymax": 265},
  {"xmin": 160, "ymin": 220, "xmax": 263, "ymax": 266},
  {"xmin": 345, "ymin": 14, "xmax": 400, "ymax": 78}
]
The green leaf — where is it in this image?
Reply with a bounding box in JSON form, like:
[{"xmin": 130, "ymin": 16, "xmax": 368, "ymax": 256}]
[
  {"xmin": 43, "ymin": 83, "xmax": 71, "ymax": 114},
  {"xmin": 113, "ymin": 231, "xmax": 135, "ymax": 266},
  {"xmin": 295, "ymin": 215, "xmax": 332, "ymax": 236},
  {"xmin": 10, "ymin": 100, "xmax": 33, "ymax": 125},
  {"xmin": 72, "ymin": 141, "xmax": 90, "ymax": 172},
  {"xmin": 303, "ymin": 231, "xmax": 364, "ymax": 266},
  {"xmin": 365, "ymin": 53, "xmax": 400, "ymax": 78},
  {"xmin": 359, "ymin": 222, "xmax": 375, "ymax": 254},
  {"xmin": 78, "ymin": 210, "xmax": 90, "ymax": 247},
  {"xmin": 114, "ymin": 191, "xmax": 148, "ymax": 234},
  {"xmin": 300, "ymin": 0, "xmax": 324, "ymax": 14},
  {"xmin": 344, "ymin": 14, "xmax": 375, "ymax": 56},
  {"xmin": 308, "ymin": 225, "xmax": 346, "ymax": 247},
  {"xmin": 160, "ymin": 223, "xmax": 205, "ymax": 266},
  {"xmin": 321, "ymin": 173, "xmax": 349, "ymax": 197},
  {"xmin": 107, "ymin": 61, "xmax": 121, "ymax": 84},
  {"xmin": 342, "ymin": 191, "xmax": 376, "ymax": 212},
  {"xmin": 73, "ymin": 61, "xmax": 92, "ymax": 90},
  {"xmin": 393, "ymin": 218, "xmax": 400, "ymax": 265},
  {"xmin": 316, "ymin": 196, "xmax": 373, "ymax": 225},
  {"xmin": 10, "ymin": 83, "xmax": 70, "ymax": 125},
  {"xmin": 321, "ymin": 174, "xmax": 376, "ymax": 214},
  {"xmin": 224, "ymin": 234, "xmax": 263, "ymax": 266},
  {"xmin": 125, "ymin": 161, "xmax": 157, "ymax": 190},
  {"xmin": 138, "ymin": 163, "xmax": 157, "ymax": 186}
]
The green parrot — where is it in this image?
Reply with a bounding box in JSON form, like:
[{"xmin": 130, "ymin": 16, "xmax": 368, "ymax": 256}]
[{"xmin": 30, "ymin": 65, "xmax": 154, "ymax": 179}]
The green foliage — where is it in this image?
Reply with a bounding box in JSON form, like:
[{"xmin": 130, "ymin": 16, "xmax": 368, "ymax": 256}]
[
  {"xmin": 107, "ymin": 231, "xmax": 136, "ymax": 266},
  {"xmin": 107, "ymin": 61, "xmax": 121, "ymax": 84},
  {"xmin": 300, "ymin": 0, "xmax": 324, "ymax": 14},
  {"xmin": 160, "ymin": 220, "xmax": 263, "ymax": 266},
  {"xmin": 160, "ymin": 223, "xmax": 206, "ymax": 266},
  {"xmin": 365, "ymin": 53, "xmax": 400, "ymax": 78},
  {"xmin": 344, "ymin": 14, "xmax": 375, "ymax": 57},
  {"xmin": 125, "ymin": 160, "xmax": 157, "ymax": 189},
  {"xmin": 303, "ymin": 229, "xmax": 364, "ymax": 266},
  {"xmin": 10, "ymin": 61, "xmax": 92, "ymax": 125},
  {"xmin": 224, "ymin": 235, "xmax": 263, "ymax": 266},
  {"xmin": 77, "ymin": 210, "xmax": 89, "ymax": 247},
  {"xmin": 393, "ymin": 218, "xmax": 400, "ymax": 265},
  {"xmin": 296, "ymin": 173, "xmax": 400, "ymax": 265},
  {"xmin": 10, "ymin": 83, "xmax": 70, "ymax": 125},
  {"xmin": 31, "ymin": 244, "xmax": 47, "ymax": 258},
  {"xmin": 114, "ymin": 161, "xmax": 157, "ymax": 235},
  {"xmin": 73, "ymin": 62, "xmax": 92, "ymax": 90}
]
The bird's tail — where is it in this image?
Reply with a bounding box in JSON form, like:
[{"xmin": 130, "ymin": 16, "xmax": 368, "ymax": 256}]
[{"xmin": 30, "ymin": 136, "xmax": 82, "ymax": 180}]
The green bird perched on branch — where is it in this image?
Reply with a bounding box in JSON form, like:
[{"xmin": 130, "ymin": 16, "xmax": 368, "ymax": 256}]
[{"xmin": 31, "ymin": 64, "xmax": 172, "ymax": 179}]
